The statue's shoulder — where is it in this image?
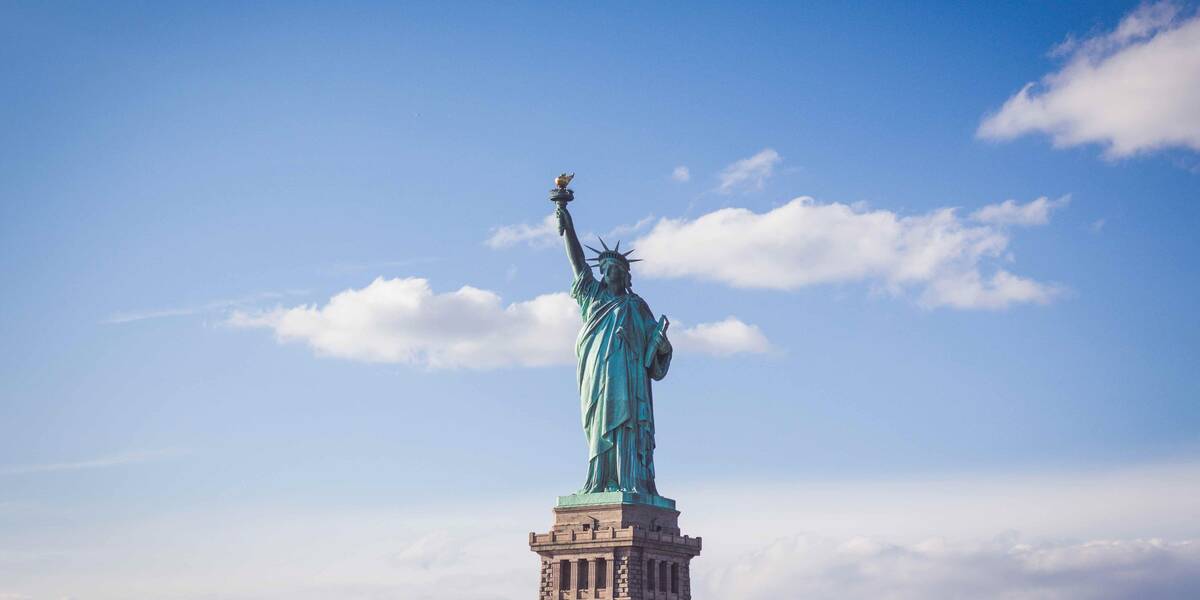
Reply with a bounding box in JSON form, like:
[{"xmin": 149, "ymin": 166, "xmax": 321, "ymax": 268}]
[
  {"xmin": 571, "ymin": 270, "xmax": 599, "ymax": 297},
  {"xmin": 629, "ymin": 292, "xmax": 652, "ymax": 312}
]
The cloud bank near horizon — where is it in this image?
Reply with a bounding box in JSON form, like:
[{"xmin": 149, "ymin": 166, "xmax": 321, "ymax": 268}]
[
  {"xmin": 4, "ymin": 461, "xmax": 1198, "ymax": 600},
  {"xmin": 702, "ymin": 535, "xmax": 1200, "ymax": 600}
]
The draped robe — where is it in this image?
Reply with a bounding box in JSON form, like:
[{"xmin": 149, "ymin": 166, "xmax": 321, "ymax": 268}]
[{"xmin": 571, "ymin": 270, "xmax": 671, "ymax": 495}]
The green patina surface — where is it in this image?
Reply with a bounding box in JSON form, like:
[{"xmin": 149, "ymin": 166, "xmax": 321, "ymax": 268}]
[
  {"xmin": 554, "ymin": 202, "xmax": 675, "ymax": 500},
  {"xmin": 556, "ymin": 491, "xmax": 676, "ymax": 510}
]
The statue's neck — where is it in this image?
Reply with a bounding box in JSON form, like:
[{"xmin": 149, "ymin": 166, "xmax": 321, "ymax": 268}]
[{"xmin": 604, "ymin": 281, "xmax": 629, "ymax": 296}]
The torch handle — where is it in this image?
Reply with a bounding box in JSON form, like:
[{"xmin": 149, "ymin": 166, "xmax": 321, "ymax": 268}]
[{"xmin": 555, "ymin": 200, "xmax": 567, "ymax": 235}]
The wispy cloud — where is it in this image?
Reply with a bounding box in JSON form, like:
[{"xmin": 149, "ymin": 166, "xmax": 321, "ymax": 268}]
[
  {"xmin": 485, "ymin": 214, "xmax": 559, "ymax": 249},
  {"xmin": 978, "ymin": 2, "xmax": 1200, "ymax": 158},
  {"xmin": 105, "ymin": 291, "xmax": 308, "ymax": 324},
  {"xmin": 229, "ymin": 277, "xmax": 770, "ymax": 369},
  {"xmin": 970, "ymin": 195, "xmax": 1071, "ymax": 226},
  {"xmin": 671, "ymin": 165, "xmax": 691, "ymax": 182},
  {"xmin": 389, "ymin": 531, "xmax": 464, "ymax": 569},
  {"xmin": 717, "ymin": 148, "xmax": 782, "ymax": 193},
  {"xmin": 633, "ymin": 196, "xmax": 1064, "ymax": 310},
  {"xmin": 703, "ymin": 535, "xmax": 1200, "ymax": 600},
  {"xmin": 675, "ymin": 317, "xmax": 774, "ymax": 356},
  {"xmin": 606, "ymin": 215, "xmax": 656, "ymax": 239},
  {"xmin": 487, "ymin": 214, "xmax": 655, "ymax": 252},
  {"xmin": 0, "ymin": 449, "xmax": 183, "ymax": 475}
]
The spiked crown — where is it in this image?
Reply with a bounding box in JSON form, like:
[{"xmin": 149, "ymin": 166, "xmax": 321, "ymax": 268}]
[{"xmin": 584, "ymin": 237, "xmax": 641, "ymax": 271}]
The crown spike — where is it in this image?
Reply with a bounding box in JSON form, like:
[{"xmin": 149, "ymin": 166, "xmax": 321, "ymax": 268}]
[
  {"xmin": 598, "ymin": 237, "xmax": 610, "ymax": 252},
  {"xmin": 627, "ymin": 258, "xmax": 643, "ymax": 263},
  {"xmin": 614, "ymin": 240, "xmax": 621, "ymax": 252},
  {"xmin": 622, "ymin": 249, "xmax": 636, "ymax": 257},
  {"xmin": 584, "ymin": 244, "xmax": 601, "ymax": 254}
]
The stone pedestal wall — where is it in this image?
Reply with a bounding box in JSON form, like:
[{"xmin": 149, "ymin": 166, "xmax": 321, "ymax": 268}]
[{"xmin": 530, "ymin": 502, "xmax": 701, "ymax": 600}]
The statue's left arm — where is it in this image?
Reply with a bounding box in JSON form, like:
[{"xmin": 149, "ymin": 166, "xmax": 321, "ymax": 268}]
[{"xmin": 649, "ymin": 331, "xmax": 672, "ymax": 381}]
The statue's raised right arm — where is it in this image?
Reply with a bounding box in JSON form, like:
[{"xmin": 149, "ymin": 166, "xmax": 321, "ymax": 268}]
[{"xmin": 557, "ymin": 205, "xmax": 589, "ymax": 278}]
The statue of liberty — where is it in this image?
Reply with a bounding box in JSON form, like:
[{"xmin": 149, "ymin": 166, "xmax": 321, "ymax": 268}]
[{"xmin": 554, "ymin": 185, "xmax": 673, "ymax": 499}]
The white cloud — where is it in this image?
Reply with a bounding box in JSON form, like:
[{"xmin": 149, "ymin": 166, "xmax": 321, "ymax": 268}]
[
  {"xmin": 1050, "ymin": 2, "xmax": 1181, "ymax": 60},
  {"xmin": 229, "ymin": 277, "xmax": 770, "ymax": 368},
  {"xmin": 675, "ymin": 317, "xmax": 773, "ymax": 356},
  {"xmin": 703, "ymin": 535, "xmax": 1200, "ymax": 600},
  {"xmin": 632, "ymin": 197, "xmax": 1061, "ymax": 310},
  {"xmin": 919, "ymin": 269, "xmax": 1060, "ymax": 310},
  {"xmin": 978, "ymin": 2, "xmax": 1200, "ymax": 158},
  {"xmin": 970, "ymin": 195, "xmax": 1071, "ymax": 226},
  {"xmin": 485, "ymin": 213, "xmax": 559, "ymax": 249},
  {"xmin": 671, "ymin": 165, "xmax": 691, "ymax": 182},
  {"xmin": 230, "ymin": 277, "xmax": 579, "ymax": 369},
  {"xmin": 1090, "ymin": 218, "xmax": 1107, "ymax": 233},
  {"xmin": 717, "ymin": 148, "xmax": 782, "ymax": 193}
]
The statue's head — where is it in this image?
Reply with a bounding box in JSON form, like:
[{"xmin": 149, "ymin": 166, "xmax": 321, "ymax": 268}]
[
  {"xmin": 601, "ymin": 258, "xmax": 631, "ymax": 291},
  {"xmin": 586, "ymin": 238, "xmax": 640, "ymax": 293}
]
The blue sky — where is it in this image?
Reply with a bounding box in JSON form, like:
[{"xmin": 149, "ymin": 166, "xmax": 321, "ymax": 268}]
[{"xmin": 2, "ymin": 2, "xmax": 1199, "ymax": 598}]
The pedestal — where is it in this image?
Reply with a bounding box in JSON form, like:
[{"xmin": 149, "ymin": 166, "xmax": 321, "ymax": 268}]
[{"xmin": 529, "ymin": 496, "xmax": 702, "ymax": 600}]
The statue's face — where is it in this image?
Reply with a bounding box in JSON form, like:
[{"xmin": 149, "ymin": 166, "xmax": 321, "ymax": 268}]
[{"xmin": 602, "ymin": 262, "xmax": 630, "ymax": 291}]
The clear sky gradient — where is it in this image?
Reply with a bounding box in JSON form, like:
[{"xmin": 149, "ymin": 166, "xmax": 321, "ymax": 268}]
[{"xmin": 2, "ymin": 2, "xmax": 1198, "ymax": 599}]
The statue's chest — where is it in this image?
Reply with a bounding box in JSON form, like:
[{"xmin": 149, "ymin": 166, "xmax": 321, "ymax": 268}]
[{"xmin": 593, "ymin": 299, "xmax": 646, "ymax": 346}]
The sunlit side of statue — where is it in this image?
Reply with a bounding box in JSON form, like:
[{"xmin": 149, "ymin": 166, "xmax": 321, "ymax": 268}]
[{"xmin": 554, "ymin": 180, "xmax": 672, "ymax": 498}]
